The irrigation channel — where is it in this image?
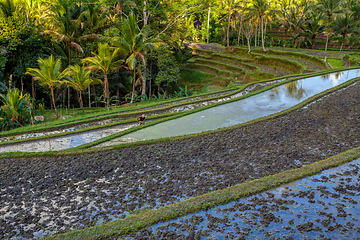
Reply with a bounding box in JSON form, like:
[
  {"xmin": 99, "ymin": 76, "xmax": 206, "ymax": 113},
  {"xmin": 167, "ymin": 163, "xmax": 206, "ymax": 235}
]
[
  {"xmin": 125, "ymin": 158, "xmax": 360, "ymax": 240},
  {"xmin": 1, "ymin": 69, "xmax": 359, "ymax": 154},
  {"xmin": 98, "ymin": 68, "xmax": 360, "ymax": 147}
]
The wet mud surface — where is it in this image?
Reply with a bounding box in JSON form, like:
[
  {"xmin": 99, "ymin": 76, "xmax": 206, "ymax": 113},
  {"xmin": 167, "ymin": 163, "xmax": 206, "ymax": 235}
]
[
  {"xmin": 0, "ymin": 81, "xmax": 360, "ymax": 239},
  {"xmin": 125, "ymin": 159, "xmax": 360, "ymax": 240}
]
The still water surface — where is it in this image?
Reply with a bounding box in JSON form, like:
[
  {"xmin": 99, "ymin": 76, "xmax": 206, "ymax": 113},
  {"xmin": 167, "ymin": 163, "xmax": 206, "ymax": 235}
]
[
  {"xmin": 126, "ymin": 158, "xmax": 360, "ymax": 239},
  {"xmin": 102, "ymin": 69, "xmax": 360, "ymax": 146},
  {"xmin": 1, "ymin": 69, "xmax": 358, "ymax": 152}
]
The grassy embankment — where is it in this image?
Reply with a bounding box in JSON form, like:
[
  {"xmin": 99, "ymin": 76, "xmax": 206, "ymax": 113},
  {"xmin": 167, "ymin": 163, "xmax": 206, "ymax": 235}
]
[
  {"xmin": 44, "ymin": 71, "xmax": 360, "ymax": 239},
  {"xmin": 2, "ymin": 66, "xmax": 356, "ymax": 159},
  {"xmin": 2, "ymin": 44, "xmax": 360, "ymax": 238}
]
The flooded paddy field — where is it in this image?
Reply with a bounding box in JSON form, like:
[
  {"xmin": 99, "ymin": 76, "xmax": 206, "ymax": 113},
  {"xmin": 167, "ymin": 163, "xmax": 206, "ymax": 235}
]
[
  {"xmin": 125, "ymin": 158, "xmax": 360, "ymax": 240},
  {"xmin": 103, "ymin": 69, "xmax": 360, "ymax": 145},
  {"xmin": 0, "ymin": 79, "xmax": 282, "ymax": 153},
  {"xmin": 0, "ymin": 77, "xmax": 360, "ymax": 239}
]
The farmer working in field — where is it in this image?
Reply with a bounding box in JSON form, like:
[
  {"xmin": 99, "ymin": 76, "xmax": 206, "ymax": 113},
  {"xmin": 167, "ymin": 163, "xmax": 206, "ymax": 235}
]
[{"xmin": 137, "ymin": 114, "xmax": 146, "ymax": 125}]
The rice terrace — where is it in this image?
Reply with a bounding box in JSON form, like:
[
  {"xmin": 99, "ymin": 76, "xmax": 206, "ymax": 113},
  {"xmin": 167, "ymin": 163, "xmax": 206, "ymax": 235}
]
[{"xmin": 1, "ymin": 0, "xmax": 360, "ymax": 239}]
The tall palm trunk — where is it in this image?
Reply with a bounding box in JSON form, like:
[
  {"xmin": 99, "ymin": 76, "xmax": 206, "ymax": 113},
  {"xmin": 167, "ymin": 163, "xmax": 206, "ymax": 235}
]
[
  {"xmin": 237, "ymin": 17, "xmax": 242, "ymax": 46},
  {"xmin": 207, "ymin": 3, "xmax": 211, "ymax": 43},
  {"xmin": 340, "ymin": 35, "xmax": 344, "ymax": 51},
  {"xmin": 255, "ymin": 23, "xmax": 258, "ymax": 47},
  {"xmin": 68, "ymin": 44, "xmax": 71, "ymax": 108},
  {"xmin": 103, "ymin": 73, "xmax": 109, "ymax": 107},
  {"xmin": 247, "ymin": 35, "xmax": 251, "ymax": 54},
  {"xmin": 148, "ymin": 61, "xmax": 152, "ymax": 99},
  {"xmin": 88, "ymin": 86, "xmax": 91, "ymax": 108},
  {"xmin": 227, "ymin": 11, "xmax": 231, "ymax": 46},
  {"xmin": 325, "ymin": 30, "xmax": 329, "ymax": 51},
  {"xmin": 140, "ymin": 64, "xmax": 146, "ymax": 97},
  {"xmin": 50, "ymin": 88, "xmax": 59, "ymax": 117},
  {"xmin": 325, "ymin": 19, "xmax": 330, "ymax": 51},
  {"xmin": 131, "ymin": 69, "xmax": 136, "ymax": 103},
  {"xmin": 31, "ymin": 78, "xmax": 35, "ymax": 99},
  {"xmin": 261, "ymin": 16, "xmax": 266, "ymax": 52},
  {"xmin": 79, "ymin": 91, "xmax": 84, "ymax": 112}
]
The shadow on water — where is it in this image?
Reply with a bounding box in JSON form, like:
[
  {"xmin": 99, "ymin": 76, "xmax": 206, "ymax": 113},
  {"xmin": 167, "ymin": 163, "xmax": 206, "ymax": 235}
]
[
  {"xmin": 126, "ymin": 158, "xmax": 360, "ymax": 239},
  {"xmin": 101, "ymin": 69, "xmax": 359, "ymax": 147}
]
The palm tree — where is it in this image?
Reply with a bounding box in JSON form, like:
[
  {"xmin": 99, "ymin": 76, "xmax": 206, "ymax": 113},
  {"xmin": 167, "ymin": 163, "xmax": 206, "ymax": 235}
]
[
  {"xmin": 18, "ymin": 0, "xmax": 45, "ymax": 23},
  {"xmin": 82, "ymin": 43, "xmax": 122, "ymax": 107},
  {"xmin": 80, "ymin": 1, "xmax": 109, "ymax": 34},
  {"xmin": 65, "ymin": 64, "xmax": 102, "ymax": 112},
  {"xmin": 222, "ymin": 0, "xmax": 241, "ymax": 47},
  {"xmin": 112, "ymin": 13, "xmax": 151, "ymax": 103},
  {"xmin": 331, "ymin": 13, "xmax": 359, "ymax": 51},
  {"xmin": 275, "ymin": 1, "xmax": 292, "ymax": 47},
  {"xmin": 247, "ymin": 0, "xmax": 271, "ymax": 52},
  {"xmin": 300, "ymin": 11, "xmax": 325, "ymax": 48},
  {"xmin": 44, "ymin": 0, "xmax": 83, "ymax": 109},
  {"xmin": 0, "ymin": 0, "xmax": 16, "ymax": 17},
  {"xmin": 45, "ymin": 0, "xmax": 84, "ymax": 65},
  {"xmin": 26, "ymin": 55, "xmax": 69, "ymax": 117},
  {"xmin": 0, "ymin": 88, "xmax": 32, "ymax": 127},
  {"xmin": 317, "ymin": 0, "xmax": 344, "ymax": 51}
]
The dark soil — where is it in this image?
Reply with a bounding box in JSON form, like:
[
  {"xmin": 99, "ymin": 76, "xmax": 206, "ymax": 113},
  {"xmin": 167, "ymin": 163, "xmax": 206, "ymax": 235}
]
[
  {"xmin": 126, "ymin": 160, "xmax": 360, "ymax": 239},
  {"xmin": 0, "ymin": 80, "xmax": 360, "ymax": 239}
]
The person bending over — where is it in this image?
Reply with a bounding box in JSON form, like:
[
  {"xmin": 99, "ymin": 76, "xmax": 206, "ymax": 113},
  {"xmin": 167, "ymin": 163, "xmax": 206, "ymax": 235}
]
[{"xmin": 137, "ymin": 114, "xmax": 146, "ymax": 125}]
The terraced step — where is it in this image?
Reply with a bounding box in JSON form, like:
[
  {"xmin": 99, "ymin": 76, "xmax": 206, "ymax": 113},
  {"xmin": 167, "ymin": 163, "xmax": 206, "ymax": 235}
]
[
  {"xmin": 253, "ymin": 49, "xmax": 328, "ymax": 71},
  {"xmin": 188, "ymin": 44, "xmax": 327, "ymax": 85},
  {"xmin": 193, "ymin": 58, "xmax": 246, "ymax": 75}
]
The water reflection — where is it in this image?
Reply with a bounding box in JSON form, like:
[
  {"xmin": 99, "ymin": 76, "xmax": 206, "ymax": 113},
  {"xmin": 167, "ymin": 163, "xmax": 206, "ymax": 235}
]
[
  {"xmin": 271, "ymin": 80, "xmax": 307, "ymax": 100},
  {"xmin": 101, "ymin": 69, "xmax": 360, "ymax": 146},
  {"xmin": 130, "ymin": 158, "xmax": 360, "ymax": 240}
]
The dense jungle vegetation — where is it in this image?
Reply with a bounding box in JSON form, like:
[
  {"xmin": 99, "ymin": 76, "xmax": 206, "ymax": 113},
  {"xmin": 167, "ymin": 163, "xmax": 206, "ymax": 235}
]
[{"xmin": 0, "ymin": 0, "xmax": 359, "ymax": 130}]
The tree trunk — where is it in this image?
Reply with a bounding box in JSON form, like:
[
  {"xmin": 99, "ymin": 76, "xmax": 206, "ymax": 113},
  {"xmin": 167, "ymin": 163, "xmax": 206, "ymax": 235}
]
[
  {"xmin": 340, "ymin": 35, "xmax": 344, "ymax": 51},
  {"xmin": 32, "ymin": 78, "xmax": 35, "ymax": 99},
  {"xmin": 207, "ymin": 3, "xmax": 211, "ymax": 43},
  {"xmin": 261, "ymin": 16, "xmax": 266, "ymax": 52},
  {"xmin": 143, "ymin": 0, "xmax": 148, "ymax": 27},
  {"xmin": 104, "ymin": 73, "xmax": 109, "ymax": 107},
  {"xmin": 237, "ymin": 17, "xmax": 242, "ymax": 46},
  {"xmin": 79, "ymin": 91, "xmax": 84, "ymax": 112},
  {"xmin": 247, "ymin": 36, "xmax": 251, "ymax": 54},
  {"xmin": 88, "ymin": 86, "xmax": 91, "ymax": 108},
  {"xmin": 325, "ymin": 33, "xmax": 329, "ymax": 51},
  {"xmin": 258, "ymin": 23, "xmax": 261, "ymax": 46},
  {"xmin": 140, "ymin": 64, "xmax": 146, "ymax": 97},
  {"xmin": 325, "ymin": 21, "xmax": 330, "ymax": 51},
  {"xmin": 131, "ymin": 69, "xmax": 136, "ymax": 103},
  {"xmin": 148, "ymin": 61, "xmax": 152, "ymax": 99},
  {"xmin": 227, "ymin": 11, "xmax": 231, "ymax": 46},
  {"xmin": 67, "ymin": 88, "xmax": 70, "ymax": 109},
  {"xmin": 68, "ymin": 44, "xmax": 71, "ymax": 109},
  {"xmin": 51, "ymin": 89, "xmax": 58, "ymax": 117},
  {"xmin": 21, "ymin": 76, "xmax": 23, "ymax": 92},
  {"xmin": 254, "ymin": 23, "xmax": 257, "ymax": 47}
]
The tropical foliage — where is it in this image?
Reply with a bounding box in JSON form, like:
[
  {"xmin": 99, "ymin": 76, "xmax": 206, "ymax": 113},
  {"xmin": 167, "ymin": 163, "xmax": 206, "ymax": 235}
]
[
  {"xmin": 0, "ymin": 0, "xmax": 359, "ymax": 129},
  {"xmin": 0, "ymin": 88, "xmax": 34, "ymax": 130}
]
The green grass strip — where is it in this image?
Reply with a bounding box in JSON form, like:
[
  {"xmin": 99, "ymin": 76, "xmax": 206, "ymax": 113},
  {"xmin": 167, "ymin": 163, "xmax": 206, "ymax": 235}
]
[
  {"xmin": 1, "ymin": 67, "xmax": 357, "ymax": 158},
  {"xmin": 45, "ymin": 144, "xmax": 360, "ymax": 240},
  {"xmin": 254, "ymin": 48, "xmax": 329, "ymax": 70},
  {"xmin": 77, "ymin": 68, "xmax": 360, "ymax": 149}
]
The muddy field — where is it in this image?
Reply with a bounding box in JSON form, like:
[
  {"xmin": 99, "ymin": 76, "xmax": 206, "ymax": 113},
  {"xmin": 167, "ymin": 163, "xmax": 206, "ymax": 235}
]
[
  {"xmin": 0, "ymin": 80, "xmax": 360, "ymax": 239},
  {"xmin": 125, "ymin": 159, "xmax": 360, "ymax": 239}
]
